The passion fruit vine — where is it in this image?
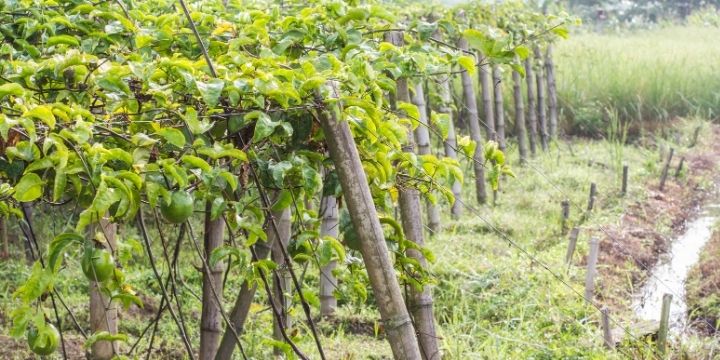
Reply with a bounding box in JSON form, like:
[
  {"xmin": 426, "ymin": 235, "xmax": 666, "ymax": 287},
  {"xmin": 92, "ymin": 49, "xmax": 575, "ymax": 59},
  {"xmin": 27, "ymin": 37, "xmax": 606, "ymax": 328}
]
[{"xmin": 160, "ymin": 191, "xmax": 194, "ymax": 224}]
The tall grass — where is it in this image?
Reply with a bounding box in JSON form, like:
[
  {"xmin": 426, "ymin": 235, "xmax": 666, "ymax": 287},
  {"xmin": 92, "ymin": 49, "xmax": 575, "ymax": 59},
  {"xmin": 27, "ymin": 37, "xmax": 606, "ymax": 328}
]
[{"xmin": 555, "ymin": 26, "xmax": 720, "ymax": 136}]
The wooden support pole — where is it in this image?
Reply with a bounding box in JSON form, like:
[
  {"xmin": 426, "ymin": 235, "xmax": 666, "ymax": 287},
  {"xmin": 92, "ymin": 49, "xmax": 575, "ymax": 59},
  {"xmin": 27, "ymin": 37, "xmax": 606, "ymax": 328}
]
[
  {"xmin": 601, "ymin": 307, "xmax": 613, "ymax": 349},
  {"xmin": 584, "ymin": 237, "xmax": 600, "ymax": 302},
  {"xmin": 587, "ymin": 183, "xmax": 597, "ymax": 212},
  {"xmin": 658, "ymin": 293, "xmax": 673, "ymax": 355},
  {"xmin": 561, "ymin": 200, "xmax": 570, "ymax": 234},
  {"xmin": 690, "ymin": 126, "xmax": 701, "ymax": 147},
  {"xmin": 659, "ymin": 148, "xmax": 674, "ymax": 191},
  {"xmin": 565, "ymin": 227, "xmax": 580, "ymax": 267},
  {"xmin": 674, "ymin": 157, "xmax": 685, "ymax": 178},
  {"xmin": 621, "ymin": 165, "xmax": 629, "ymax": 196}
]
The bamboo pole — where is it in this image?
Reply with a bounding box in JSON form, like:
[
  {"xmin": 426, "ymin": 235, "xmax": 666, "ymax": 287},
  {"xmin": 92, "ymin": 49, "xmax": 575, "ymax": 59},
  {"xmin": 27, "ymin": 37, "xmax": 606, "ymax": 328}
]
[{"xmin": 524, "ymin": 58, "xmax": 538, "ymax": 156}]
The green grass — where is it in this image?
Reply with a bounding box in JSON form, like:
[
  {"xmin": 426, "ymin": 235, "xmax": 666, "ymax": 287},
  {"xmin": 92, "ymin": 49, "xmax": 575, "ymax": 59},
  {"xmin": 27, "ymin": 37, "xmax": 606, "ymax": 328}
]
[{"xmin": 554, "ymin": 26, "xmax": 720, "ymax": 136}]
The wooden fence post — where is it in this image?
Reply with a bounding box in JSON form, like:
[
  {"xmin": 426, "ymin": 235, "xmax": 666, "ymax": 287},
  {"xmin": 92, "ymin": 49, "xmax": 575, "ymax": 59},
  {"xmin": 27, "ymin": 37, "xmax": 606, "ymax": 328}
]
[
  {"xmin": 658, "ymin": 293, "xmax": 673, "ymax": 355},
  {"xmin": 601, "ymin": 307, "xmax": 613, "ymax": 349},
  {"xmin": 561, "ymin": 200, "xmax": 570, "ymax": 234},
  {"xmin": 659, "ymin": 148, "xmax": 674, "ymax": 191},
  {"xmin": 587, "ymin": 183, "xmax": 597, "ymax": 212},
  {"xmin": 565, "ymin": 227, "xmax": 580, "ymax": 267},
  {"xmin": 674, "ymin": 157, "xmax": 685, "ymax": 178},
  {"xmin": 690, "ymin": 126, "xmax": 701, "ymax": 147},
  {"xmin": 584, "ymin": 237, "xmax": 600, "ymax": 302},
  {"xmin": 621, "ymin": 165, "xmax": 629, "ymax": 196}
]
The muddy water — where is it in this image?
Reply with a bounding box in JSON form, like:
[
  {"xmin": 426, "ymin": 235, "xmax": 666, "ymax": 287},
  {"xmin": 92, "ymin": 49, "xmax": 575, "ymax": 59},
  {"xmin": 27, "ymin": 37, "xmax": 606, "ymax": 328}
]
[{"xmin": 633, "ymin": 201, "xmax": 720, "ymax": 334}]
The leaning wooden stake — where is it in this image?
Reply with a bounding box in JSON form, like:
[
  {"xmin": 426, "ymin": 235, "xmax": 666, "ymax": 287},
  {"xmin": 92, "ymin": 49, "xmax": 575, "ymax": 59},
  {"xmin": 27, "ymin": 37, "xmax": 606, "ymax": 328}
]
[
  {"xmin": 315, "ymin": 82, "xmax": 422, "ymax": 359},
  {"xmin": 438, "ymin": 78, "xmax": 463, "ymax": 219},
  {"xmin": 545, "ymin": 44, "xmax": 559, "ymax": 141},
  {"xmin": 458, "ymin": 37, "xmax": 488, "ymax": 204},
  {"xmin": 675, "ymin": 157, "xmax": 685, "ymax": 178},
  {"xmin": 512, "ymin": 59, "xmax": 528, "ymax": 164},
  {"xmin": 565, "ymin": 227, "xmax": 580, "ymax": 267},
  {"xmin": 271, "ymin": 208, "xmax": 292, "ymax": 356},
  {"xmin": 479, "ymin": 53, "xmax": 496, "ymax": 141},
  {"xmin": 621, "ymin": 165, "xmax": 629, "ymax": 196},
  {"xmin": 601, "ymin": 307, "xmax": 614, "ymax": 349},
  {"xmin": 386, "ymin": 31, "xmax": 440, "ymax": 360},
  {"xmin": 561, "ymin": 199, "xmax": 570, "ymax": 235},
  {"xmin": 200, "ymin": 203, "xmax": 226, "ymax": 360},
  {"xmin": 492, "ymin": 65, "xmax": 506, "ymax": 151},
  {"xmin": 90, "ymin": 218, "xmax": 119, "ymax": 360},
  {"xmin": 584, "ymin": 237, "xmax": 600, "ymax": 302},
  {"xmin": 524, "ymin": 58, "xmax": 538, "ymax": 156},
  {"xmin": 658, "ymin": 293, "xmax": 673, "ymax": 355},
  {"xmin": 413, "ymin": 83, "xmax": 441, "ymax": 234},
  {"xmin": 319, "ymin": 193, "xmax": 340, "ymax": 317},
  {"xmin": 690, "ymin": 125, "xmax": 701, "ymax": 147},
  {"xmin": 659, "ymin": 148, "xmax": 674, "ymax": 191},
  {"xmin": 534, "ymin": 46, "xmax": 549, "ymax": 151}
]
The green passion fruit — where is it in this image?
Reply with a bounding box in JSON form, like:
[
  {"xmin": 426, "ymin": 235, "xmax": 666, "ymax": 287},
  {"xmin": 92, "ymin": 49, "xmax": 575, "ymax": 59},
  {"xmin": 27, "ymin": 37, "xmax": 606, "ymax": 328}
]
[
  {"xmin": 27, "ymin": 323, "xmax": 59, "ymax": 356},
  {"xmin": 160, "ymin": 191, "xmax": 194, "ymax": 224},
  {"xmin": 81, "ymin": 248, "xmax": 115, "ymax": 282}
]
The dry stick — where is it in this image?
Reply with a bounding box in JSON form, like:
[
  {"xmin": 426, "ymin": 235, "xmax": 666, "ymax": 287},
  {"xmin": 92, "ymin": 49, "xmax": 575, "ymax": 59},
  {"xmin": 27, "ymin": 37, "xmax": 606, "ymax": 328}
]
[
  {"xmin": 511, "ymin": 58, "xmax": 528, "ymax": 165},
  {"xmin": 545, "ymin": 44, "xmax": 559, "ymax": 141},
  {"xmin": 659, "ymin": 148, "xmax": 675, "ymax": 191},
  {"xmin": 534, "ymin": 46, "xmax": 549, "ymax": 151},
  {"xmin": 675, "ymin": 157, "xmax": 685, "ymax": 178},
  {"xmin": 561, "ymin": 199, "xmax": 570, "ymax": 235},
  {"xmin": 314, "ymin": 82, "xmax": 422, "ymax": 359},
  {"xmin": 319, "ymin": 192, "xmax": 340, "ymax": 318},
  {"xmin": 438, "ymin": 78, "xmax": 463, "ymax": 218},
  {"xmin": 565, "ymin": 227, "xmax": 580, "ymax": 267},
  {"xmin": 136, "ymin": 211, "xmax": 196, "ymax": 359},
  {"xmin": 601, "ymin": 307, "xmax": 614, "ymax": 349},
  {"xmin": 621, "ymin": 165, "xmax": 629, "ymax": 196},
  {"xmin": 658, "ymin": 293, "xmax": 673, "ymax": 355},
  {"xmin": 386, "ymin": 31, "xmax": 439, "ymax": 360},
  {"xmin": 478, "ymin": 52, "xmax": 496, "ymax": 142},
  {"xmin": 524, "ymin": 57, "xmax": 538, "ymax": 156},
  {"xmin": 271, "ymin": 208, "xmax": 292, "ymax": 357},
  {"xmin": 492, "ymin": 64, "xmax": 506, "ymax": 151},
  {"xmin": 458, "ymin": 37, "xmax": 488, "ymax": 205},
  {"xmin": 412, "ymin": 82, "xmax": 441, "ymax": 235},
  {"xmin": 584, "ymin": 237, "xmax": 600, "ymax": 302}
]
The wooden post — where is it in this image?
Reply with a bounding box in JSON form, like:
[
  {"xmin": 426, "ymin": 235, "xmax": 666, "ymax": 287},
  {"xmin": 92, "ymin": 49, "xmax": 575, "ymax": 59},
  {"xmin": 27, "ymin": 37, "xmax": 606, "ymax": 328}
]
[
  {"xmin": 565, "ymin": 227, "xmax": 580, "ymax": 266},
  {"xmin": 479, "ymin": 53, "xmax": 496, "ymax": 142},
  {"xmin": 492, "ymin": 65, "xmax": 506, "ymax": 151},
  {"xmin": 271, "ymin": 208, "xmax": 292, "ymax": 356},
  {"xmin": 319, "ymin": 194, "xmax": 339, "ymax": 318},
  {"xmin": 659, "ymin": 148, "xmax": 674, "ymax": 191},
  {"xmin": 601, "ymin": 307, "xmax": 613, "ymax": 349},
  {"xmin": 674, "ymin": 157, "xmax": 685, "ymax": 178},
  {"xmin": 200, "ymin": 202, "xmax": 226, "ymax": 360},
  {"xmin": 587, "ymin": 183, "xmax": 597, "ymax": 212},
  {"xmin": 658, "ymin": 293, "xmax": 673, "ymax": 355},
  {"xmin": 545, "ymin": 45, "xmax": 559, "ymax": 141},
  {"xmin": 534, "ymin": 46, "xmax": 549, "ymax": 151},
  {"xmin": 0, "ymin": 217, "xmax": 7, "ymax": 257},
  {"xmin": 316, "ymin": 81, "xmax": 422, "ymax": 358},
  {"xmin": 90, "ymin": 218, "xmax": 119, "ymax": 360},
  {"xmin": 412, "ymin": 82, "xmax": 440, "ymax": 234},
  {"xmin": 561, "ymin": 200, "xmax": 570, "ymax": 234},
  {"xmin": 690, "ymin": 125, "xmax": 701, "ymax": 147},
  {"xmin": 584, "ymin": 237, "xmax": 600, "ymax": 302},
  {"xmin": 439, "ymin": 79, "xmax": 463, "ymax": 219},
  {"xmin": 621, "ymin": 165, "xmax": 629, "ymax": 196},
  {"xmin": 512, "ymin": 57, "xmax": 528, "ymax": 165},
  {"xmin": 524, "ymin": 58, "xmax": 538, "ymax": 156}
]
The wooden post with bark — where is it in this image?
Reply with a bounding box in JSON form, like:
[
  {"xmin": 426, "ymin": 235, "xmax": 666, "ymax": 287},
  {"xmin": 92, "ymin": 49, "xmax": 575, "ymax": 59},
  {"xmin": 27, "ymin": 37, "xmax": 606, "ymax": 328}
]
[
  {"xmin": 512, "ymin": 59, "xmax": 528, "ymax": 164},
  {"xmin": 492, "ymin": 65, "xmax": 506, "ymax": 151},
  {"xmin": 271, "ymin": 208, "xmax": 292, "ymax": 356},
  {"xmin": 534, "ymin": 46, "xmax": 549, "ymax": 151},
  {"xmin": 675, "ymin": 157, "xmax": 685, "ymax": 178},
  {"xmin": 386, "ymin": 31, "xmax": 440, "ymax": 360},
  {"xmin": 319, "ymin": 193, "xmax": 339, "ymax": 318},
  {"xmin": 621, "ymin": 165, "xmax": 629, "ymax": 196},
  {"xmin": 658, "ymin": 293, "xmax": 672, "ymax": 355},
  {"xmin": 601, "ymin": 307, "xmax": 613, "ymax": 349},
  {"xmin": 545, "ymin": 44, "xmax": 559, "ymax": 141},
  {"xmin": 659, "ymin": 148, "xmax": 674, "ymax": 191},
  {"xmin": 587, "ymin": 183, "xmax": 597, "ymax": 212},
  {"xmin": 479, "ymin": 53, "xmax": 496, "ymax": 142},
  {"xmin": 565, "ymin": 227, "xmax": 580, "ymax": 267},
  {"xmin": 200, "ymin": 203, "xmax": 226, "ymax": 360},
  {"xmin": 439, "ymin": 78, "xmax": 463, "ymax": 219},
  {"xmin": 524, "ymin": 58, "xmax": 538, "ymax": 156},
  {"xmin": 89, "ymin": 218, "xmax": 119, "ymax": 360},
  {"xmin": 561, "ymin": 200, "xmax": 570, "ymax": 234},
  {"xmin": 584, "ymin": 237, "xmax": 600, "ymax": 302},
  {"xmin": 315, "ymin": 81, "xmax": 422, "ymax": 359},
  {"xmin": 413, "ymin": 83, "xmax": 441, "ymax": 234},
  {"xmin": 0, "ymin": 218, "xmax": 6, "ymax": 257},
  {"xmin": 458, "ymin": 37, "xmax": 488, "ymax": 204}
]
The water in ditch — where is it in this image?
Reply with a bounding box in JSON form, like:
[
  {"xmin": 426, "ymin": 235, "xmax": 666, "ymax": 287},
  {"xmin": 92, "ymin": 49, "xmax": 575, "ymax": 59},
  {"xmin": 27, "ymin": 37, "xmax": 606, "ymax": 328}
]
[{"xmin": 633, "ymin": 200, "xmax": 720, "ymax": 335}]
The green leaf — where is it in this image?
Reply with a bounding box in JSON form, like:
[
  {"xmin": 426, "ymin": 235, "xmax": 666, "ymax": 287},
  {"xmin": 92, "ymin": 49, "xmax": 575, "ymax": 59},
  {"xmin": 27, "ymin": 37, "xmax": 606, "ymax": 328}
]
[
  {"xmin": 84, "ymin": 332, "xmax": 128, "ymax": 349},
  {"xmin": 13, "ymin": 173, "xmax": 44, "ymax": 202},
  {"xmin": 48, "ymin": 233, "xmax": 84, "ymax": 272},
  {"xmin": 552, "ymin": 27, "xmax": 570, "ymax": 40},
  {"xmin": 248, "ymin": 111, "xmax": 292, "ymax": 142},
  {"xmin": 0, "ymin": 83, "xmax": 25, "ymax": 99},
  {"xmin": 514, "ymin": 45, "xmax": 531, "ymax": 60},
  {"xmin": 271, "ymin": 190, "xmax": 293, "ymax": 212},
  {"xmin": 157, "ymin": 128, "xmax": 186, "ymax": 148},
  {"xmin": 24, "ymin": 105, "xmax": 56, "ymax": 129},
  {"xmin": 458, "ymin": 55, "xmax": 476, "ymax": 75},
  {"xmin": 463, "ymin": 29, "xmax": 487, "ymax": 50},
  {"xmin": 209, "ymin": 245, "xmax": 242, "ymax": 268},
  {"xmin": 181, "ymin": 155, "xmax": 212, "ymax": 172},
  {"xmin": 112, "ymin": 293, "xmax": 143, "ymax": 309},
  {"xmin": 47, "ymin": 35, "xmax": 80, "ymax": 47},
  {"xmin": 196, "ymin": 79, "xmax": 225, "ymax": 108},
  {"xmin": 397, "ymin": 102, "xmax": 420, "ymax": 121}
]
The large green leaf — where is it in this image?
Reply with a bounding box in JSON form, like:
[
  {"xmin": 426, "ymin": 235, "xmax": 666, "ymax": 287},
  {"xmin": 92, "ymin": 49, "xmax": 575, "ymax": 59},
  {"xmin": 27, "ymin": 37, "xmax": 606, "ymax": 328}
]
[{"xmin": 13, "ymin": 173, "xmax": 44, "ymax": 202}]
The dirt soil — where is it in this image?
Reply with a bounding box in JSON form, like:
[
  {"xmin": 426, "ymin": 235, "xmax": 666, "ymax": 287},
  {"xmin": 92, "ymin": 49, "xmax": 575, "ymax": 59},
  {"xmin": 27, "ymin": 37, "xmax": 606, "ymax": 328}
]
[{"xmin": 591, "ymin": 126, "xmax": 720, "ymax": 313}]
